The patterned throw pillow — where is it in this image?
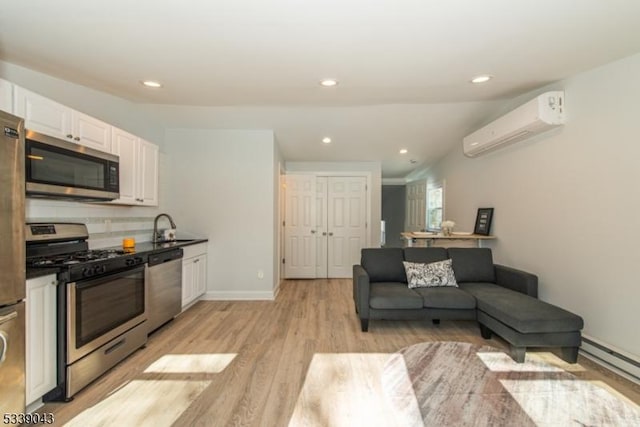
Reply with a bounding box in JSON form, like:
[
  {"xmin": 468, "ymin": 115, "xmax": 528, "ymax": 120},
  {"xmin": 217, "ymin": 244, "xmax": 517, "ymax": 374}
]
[{"xmin": 403, "ymin": 259, "xmax": 458, "ymax": 289}]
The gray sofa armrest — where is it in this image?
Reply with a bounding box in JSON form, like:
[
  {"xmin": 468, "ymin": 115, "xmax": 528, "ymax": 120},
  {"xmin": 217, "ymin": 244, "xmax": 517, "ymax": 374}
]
[
  {"xmin": 353, "ymin": 264, "xmax": 371, "ymax": 320},
  {"xmin": 494, "ymin": 264, "xmax": 538, "ymax": 297}
]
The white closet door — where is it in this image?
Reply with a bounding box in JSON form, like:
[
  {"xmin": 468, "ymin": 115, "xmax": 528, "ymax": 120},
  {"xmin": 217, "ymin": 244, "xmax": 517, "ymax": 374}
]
[
  {"xmin": 284, "ymin": 175, "xmax": 317, "ymax": 278},
  {"xmin": 327, "ymin": 177, "xmax": 367, "ymax": 278},
  {"xmin": 315, "ymin": 177, "xmax": 328, "ymax": 278}
]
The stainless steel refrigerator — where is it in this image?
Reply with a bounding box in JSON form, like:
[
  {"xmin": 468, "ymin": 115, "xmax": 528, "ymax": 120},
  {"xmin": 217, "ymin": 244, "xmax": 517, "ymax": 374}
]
[{"xmin": 0, "ymin": 110, "xmax": 26, "ymax": 413}]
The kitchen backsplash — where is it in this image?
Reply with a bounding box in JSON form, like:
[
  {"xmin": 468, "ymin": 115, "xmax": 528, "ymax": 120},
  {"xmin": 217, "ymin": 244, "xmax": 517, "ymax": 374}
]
[{"xmin": 26, "ymin": 199, "xmax": 161, "ymax": 249}]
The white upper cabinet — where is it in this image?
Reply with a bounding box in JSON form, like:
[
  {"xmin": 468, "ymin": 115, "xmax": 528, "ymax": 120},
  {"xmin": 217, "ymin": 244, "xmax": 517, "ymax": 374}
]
[
  {"xmin": 0, "ymin": 78, "xmax": 13, "ymax": 113},
  {"xmin": 14, "ymin": 86, "xmax": 111, "ymax": 152},
  {"xmin": 111, "ymin": 128, "xmax": 139, "ymax": 204},
  {"xmin": 71, "ymin": 111, "xmax": 111, "ymax": 152},
  {"xmin": 14, "ymin": 86, "xmax": 72, "ymax": 139},
  {"xmin": 139, "ymin": 138, "xmax": 159, "ymax": 206},
  {"xmin": 7, "ymin": 80, "xmax": 159, "ymax": 206},
  {"xmin": 111, "ymin": 129, "xmax": 159, "ymax": 206}
]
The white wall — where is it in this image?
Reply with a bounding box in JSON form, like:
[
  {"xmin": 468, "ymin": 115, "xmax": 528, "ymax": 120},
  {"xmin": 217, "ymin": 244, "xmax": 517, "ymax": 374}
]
[
  {"xmin": 420, "ymin": 52, "xmax": 640, "ymax": 359},
  {"xmin": 164, "ymin": 129, "xmax": 278, "ymax": 299},
  {"xmin": 285, "ymin": 161, "xmax": 383, "ymax": 247}
]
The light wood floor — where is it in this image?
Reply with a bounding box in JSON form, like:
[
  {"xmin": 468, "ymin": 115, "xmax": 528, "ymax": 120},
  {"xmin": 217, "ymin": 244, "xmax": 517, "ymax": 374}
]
[{"xmin": 40, "ymin": 279, "xmax": 640, "ymax": 426}]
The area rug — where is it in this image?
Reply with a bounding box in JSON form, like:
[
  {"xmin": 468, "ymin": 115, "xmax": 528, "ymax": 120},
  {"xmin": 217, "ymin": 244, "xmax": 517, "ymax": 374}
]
[{"xmin": 382, "ymin": 341, "xmax": 640, "ymax": 426}]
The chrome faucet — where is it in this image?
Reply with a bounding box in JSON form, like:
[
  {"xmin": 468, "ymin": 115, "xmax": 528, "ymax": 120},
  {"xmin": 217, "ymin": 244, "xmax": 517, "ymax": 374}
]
[{"xmin": 153, "ymin": 213, "xmax": 177, "ymax": 243}]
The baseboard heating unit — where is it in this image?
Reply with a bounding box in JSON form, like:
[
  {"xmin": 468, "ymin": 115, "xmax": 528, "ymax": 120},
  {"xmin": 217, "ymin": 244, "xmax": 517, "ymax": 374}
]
[{"xmin": 580, "ymin": 335, "xmax": 640, "ymax": 385}]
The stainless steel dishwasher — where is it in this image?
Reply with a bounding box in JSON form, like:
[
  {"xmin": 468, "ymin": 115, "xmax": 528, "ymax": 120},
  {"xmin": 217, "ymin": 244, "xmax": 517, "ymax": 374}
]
[{"xmin": 146, "ymin": 248, "xmax": 183, "ymax": 334}]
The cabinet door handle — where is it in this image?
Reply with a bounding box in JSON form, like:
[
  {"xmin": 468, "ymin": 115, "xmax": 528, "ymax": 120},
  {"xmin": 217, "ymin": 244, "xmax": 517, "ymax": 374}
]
[
  {"xmin": 322, "ymin": 232, "xmax": 327, "ymax": 236},
  {"xmin": 328, "ymin": 232, "xmax": 334, "ymax": 236},
  {"xmin": 74, "ymin": 136, "xmax": 80, "ymax": 141},
  {"xmin": 194, "ymin": 259, "xmax": 199, "ymax": 263},
  {"xmin": 66, "ymin": 134, "xmax": 73, "ymax": 139},
  {"xmin": 310, "ymin": 230, "xmax": 316, "ymax": 234}
]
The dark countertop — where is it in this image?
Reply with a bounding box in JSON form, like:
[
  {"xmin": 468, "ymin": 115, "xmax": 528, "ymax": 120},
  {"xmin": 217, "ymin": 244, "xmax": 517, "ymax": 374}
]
[
  {"xmin": 25, "ymin": 239, "xmax": 208, "ymax": 281},
  {"xmin": 26, "ymin": 267, "xmax": 60, "ymax": 280},
  {"xmin": 115, "ymin": 238, "xmax": 209, "ymax": 255}
]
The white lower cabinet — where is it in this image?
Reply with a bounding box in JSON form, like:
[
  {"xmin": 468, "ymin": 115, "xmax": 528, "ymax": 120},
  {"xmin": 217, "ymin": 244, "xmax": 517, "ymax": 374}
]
[
  {"xmin": 26, "ymin": 274, "xmax": 57, "ymax": 407},
  {"xmin": 182, "ymin": 244, "xmax": 207, "ymax": 309}
]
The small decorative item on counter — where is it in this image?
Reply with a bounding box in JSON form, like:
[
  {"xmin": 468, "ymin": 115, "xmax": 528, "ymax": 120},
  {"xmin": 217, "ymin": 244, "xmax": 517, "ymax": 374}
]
[
  {"xmin": 441, "ymin": 220, "xmax": 455, "ymax": 236},
  {"xmin": 163, "ymin": 228, "xmax": 176, "ymax": 241},
  {"xmin": 122, "ymin": 237, "xmax": 136, "ymax": 252}
]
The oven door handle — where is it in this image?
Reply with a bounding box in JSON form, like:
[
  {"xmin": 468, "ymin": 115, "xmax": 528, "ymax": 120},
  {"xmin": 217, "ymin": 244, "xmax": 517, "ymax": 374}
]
[
  {"xmin": 71, "ymin": 265, "xmax": 145, "ymax": 290},
  {"xmin": 0, "ymin": 311, "xmax": 17, "ymax": 326}
]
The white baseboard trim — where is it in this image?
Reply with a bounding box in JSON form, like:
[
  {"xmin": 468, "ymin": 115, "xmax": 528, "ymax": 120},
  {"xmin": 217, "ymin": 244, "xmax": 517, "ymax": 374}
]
[
  {"xmin": 202, "ymin": 290, "xmax": 276, "ymax": 301},
  {"xmin": 580, "ymin": 335, "xmax": 640, "ymax": 385}
]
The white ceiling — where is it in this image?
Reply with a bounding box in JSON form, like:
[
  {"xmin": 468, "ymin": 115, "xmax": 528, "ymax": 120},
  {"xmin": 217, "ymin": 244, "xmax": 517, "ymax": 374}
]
[{"xmin": 2, "ymin": 0, "xmax": 640, "ymax": 177}]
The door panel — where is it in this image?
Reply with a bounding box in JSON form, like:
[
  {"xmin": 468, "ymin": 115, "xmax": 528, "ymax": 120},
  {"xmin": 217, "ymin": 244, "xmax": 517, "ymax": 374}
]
[
  {"xmin": 327, "ymin": 177, "xmax": 367, "ymax": 278},
  {"xmin": 315, "ymin": 177, "xmax": 328, "ymax": 278},
  {"xmin": 284, "ymin": 175, "xmax": 317, "ymax": 278},
  {"xmin": 405, "ymin": 180, "xmax": 426, "ymax": 231},
  {"xmin": 287, "ymin": 175, "xmax": 368, "ymax": 279}
]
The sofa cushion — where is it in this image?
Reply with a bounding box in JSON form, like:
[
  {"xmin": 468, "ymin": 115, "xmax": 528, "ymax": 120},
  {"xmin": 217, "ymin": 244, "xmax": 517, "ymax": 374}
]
[
  {"xmin": 448, "ymin": 248, "xmax": 496, "ymax": 283},
  {"xmin": 413, "ymin": 287, "xmax": 476, "ymax": 309},
  {"xmin": 403, "ymin": 247, "xmax": 448, "ymax": 264},
  {"xmin": 369, "ymin": 282, "xmax": 423, "ymax": 309},
  {"xmin": 458, "ymin": 281, "xmax": 506, "ymax": 296},
  {"xmin": 403, "ymin": 259, "xmax": 458, "ymax": 288},
  {"xmin": 460, "ymin": 282, "xmax": 584, "ymax": 333},
  {"xmin": 362, "ymin": 248, "xmax": 407, "ymax": 283}
]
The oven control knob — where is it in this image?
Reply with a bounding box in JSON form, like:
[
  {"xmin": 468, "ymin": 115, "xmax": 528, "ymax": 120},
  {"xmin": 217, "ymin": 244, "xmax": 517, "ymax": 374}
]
[
  {"xmin": 97, "ymin": 265, "xmax": 107, "ymax": 274},
  {"xmin": 134, "ymin": 257, "xmax": 143, "ymax": 264},
  {"xmin": 126, "ymin": 258, "xmax": 134, "ymax": 266},
  {"xmin": 83, "ymin": 268, "xmax": 92, "ymax": 277}
]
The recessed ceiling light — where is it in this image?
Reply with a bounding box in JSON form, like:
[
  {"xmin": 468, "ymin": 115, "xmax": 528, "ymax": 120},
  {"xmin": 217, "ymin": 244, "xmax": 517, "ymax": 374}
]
[
  {"xmin": 399, "ymin": 149, "xmax": 408, "ymax": 154},
  {"xmin": 322, "ymin": 137, "xmax": 332, "ymax": 144},
  {"xmin": 470, "ymin": 75, "xmax": 493, "ymax": 84},
  {"xmin": 141, "ymin": 80, "xmax": 163, "ymax": 88},
  {"xmin": 320, "ymin": 79, "xmax": 338, "ymax": 87}
]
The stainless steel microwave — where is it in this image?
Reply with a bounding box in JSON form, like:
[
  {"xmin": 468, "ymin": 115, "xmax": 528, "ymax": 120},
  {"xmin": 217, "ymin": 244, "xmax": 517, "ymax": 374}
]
[{"xmin": 25, "ymin": 130, "xmax": 119, "ymax": 201}]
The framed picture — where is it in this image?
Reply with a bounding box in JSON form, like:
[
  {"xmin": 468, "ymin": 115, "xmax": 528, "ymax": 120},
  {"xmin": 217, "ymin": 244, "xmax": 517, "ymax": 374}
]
[{"xmin": 474, "ymin": 208, "xmax": 494, "ymax": 235}]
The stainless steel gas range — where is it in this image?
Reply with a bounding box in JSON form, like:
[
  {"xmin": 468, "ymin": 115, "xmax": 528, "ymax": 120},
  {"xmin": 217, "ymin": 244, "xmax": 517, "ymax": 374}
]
[{"xmin": 26, "ymin": 223, "xmax": 148, "ymax": 401}]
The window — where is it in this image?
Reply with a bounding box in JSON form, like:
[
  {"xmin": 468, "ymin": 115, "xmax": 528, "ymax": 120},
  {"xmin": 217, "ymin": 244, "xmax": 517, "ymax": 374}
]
[{"xmin": 426, "ymin": 182, "xmax": 444, "ymax": 231}]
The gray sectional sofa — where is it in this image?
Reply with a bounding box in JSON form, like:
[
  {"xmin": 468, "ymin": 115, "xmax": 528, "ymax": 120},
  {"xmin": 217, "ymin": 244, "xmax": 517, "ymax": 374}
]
[{"xmin": 352, "ymin": 247, "xmax": 584, "ymax": 363}]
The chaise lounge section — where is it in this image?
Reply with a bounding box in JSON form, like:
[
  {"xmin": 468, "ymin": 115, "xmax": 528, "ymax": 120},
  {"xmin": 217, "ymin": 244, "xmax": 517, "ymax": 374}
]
[{"xmin": 353, "ymin": 247, "xmax": 584, "ymax": 363}]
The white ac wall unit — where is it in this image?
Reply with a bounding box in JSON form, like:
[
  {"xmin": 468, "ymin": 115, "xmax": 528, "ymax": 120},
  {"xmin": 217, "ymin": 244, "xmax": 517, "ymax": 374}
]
[{"xmin": 463, "ymin": 91, "xmax": 565, "ymax": 157}]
